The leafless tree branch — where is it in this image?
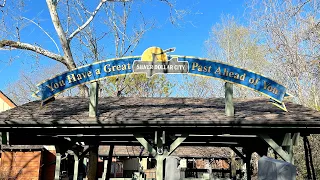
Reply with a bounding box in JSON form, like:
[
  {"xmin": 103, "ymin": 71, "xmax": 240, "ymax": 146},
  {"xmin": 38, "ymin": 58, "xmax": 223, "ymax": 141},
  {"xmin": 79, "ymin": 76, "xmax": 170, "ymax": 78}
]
[
  {"xmin": 68, "ymin": 0, "xmax": 106, "ymax": 41},
  {"xmin": 22, "ymin": 17, "xmax": 60, "ymax": 53},
  {"xmin": 0, "ymin": 40, "xmax": 66, "ymax": 64},
  {"xmin": 0, "ymin": 0, "xmax": 6, "ymax": 7}
]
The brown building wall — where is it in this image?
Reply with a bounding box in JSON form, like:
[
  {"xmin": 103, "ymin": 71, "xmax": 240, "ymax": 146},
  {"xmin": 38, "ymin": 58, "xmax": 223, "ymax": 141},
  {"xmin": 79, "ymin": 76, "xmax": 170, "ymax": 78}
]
[
  {"xmin": 0, "ymin": 151, "xmax": 42, "ymax": 180},
  {"xmin": 41, "ymin": 150, "xmax": 56, "ymax": 180}
]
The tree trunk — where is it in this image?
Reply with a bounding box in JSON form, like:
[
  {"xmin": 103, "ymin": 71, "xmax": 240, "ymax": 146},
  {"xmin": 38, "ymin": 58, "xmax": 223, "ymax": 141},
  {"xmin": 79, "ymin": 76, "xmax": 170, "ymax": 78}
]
[{"xmin": 46, "ymin": 0, "xmax": 88, "ymax": 96}]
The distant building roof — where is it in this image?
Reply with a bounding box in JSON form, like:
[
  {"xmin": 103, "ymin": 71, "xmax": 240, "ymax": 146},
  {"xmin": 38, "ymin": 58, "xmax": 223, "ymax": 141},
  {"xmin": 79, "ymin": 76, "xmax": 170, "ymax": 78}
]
[
  {"xmin": 0, "ymin": 90, "xmax": 16, "ymax": 108},
  {"xmin": 1, "ymin": 145, "xmax": 44, "ymax": 151},
  {"xmin": 99, "ymin": 146, "xmax": 231, "ymax": 158}
]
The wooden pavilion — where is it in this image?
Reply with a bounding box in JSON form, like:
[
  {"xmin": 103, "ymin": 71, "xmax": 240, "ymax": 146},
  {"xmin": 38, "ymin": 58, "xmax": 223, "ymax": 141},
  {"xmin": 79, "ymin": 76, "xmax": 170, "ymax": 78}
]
[{"xmin": 0, "ymin": 96, "xmax": 320, "ymax": 179}]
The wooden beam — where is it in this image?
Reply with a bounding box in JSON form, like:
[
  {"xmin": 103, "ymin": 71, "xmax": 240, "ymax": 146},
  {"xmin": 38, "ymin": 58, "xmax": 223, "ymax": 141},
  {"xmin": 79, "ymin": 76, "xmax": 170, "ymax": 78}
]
[
  {"xmin": 225, "ymin": 82, "xmax": 234, "ymax": 116},
  {"xmin": 259, "ymin": 134, "xmax": 292, "ymax": 163},
  {"xmin": 89, "ymin": 81, "xmax": 99, "ymax": 118},
  {"xmin": 168, "ymin": 134, "xmax": 188, "ymax": 155},
  {"xmin": 281, "ymin": 133, "xmax": 292, "ymax": 146},
  {"xmin": 134, "ymin": 133, "xmax": 157, "ymax": 156},
  {"xmin": 79, "ymin": 146, "xmax": 92, "ymax": 160},
  {"xmin": 231, "ymin": 146, "xmax": 245, "ymax": 160}
]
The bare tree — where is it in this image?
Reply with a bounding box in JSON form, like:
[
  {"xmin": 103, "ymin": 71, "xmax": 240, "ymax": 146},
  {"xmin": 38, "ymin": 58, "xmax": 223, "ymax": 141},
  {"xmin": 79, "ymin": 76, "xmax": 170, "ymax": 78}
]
[
  {"xmin": 248, "ymin": 0, "xmax": 320, "ymax": 110},
  {"xmin": 0, "ymin": 0, "xmax": 110, "ymax": 96},
  {"xmin": 248, "ymin": 1, "xmax": 320, "ymax": 179},
  {"xmin": 178, "ymin": 16, "xmax": 267, "ymax": 99}
]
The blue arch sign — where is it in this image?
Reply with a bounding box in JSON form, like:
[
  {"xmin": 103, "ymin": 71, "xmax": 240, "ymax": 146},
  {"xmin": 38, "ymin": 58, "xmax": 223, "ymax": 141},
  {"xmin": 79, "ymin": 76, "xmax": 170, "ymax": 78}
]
[{"xmin": 34, "ymin": 47, "xmax": 290, "ymax": 111}]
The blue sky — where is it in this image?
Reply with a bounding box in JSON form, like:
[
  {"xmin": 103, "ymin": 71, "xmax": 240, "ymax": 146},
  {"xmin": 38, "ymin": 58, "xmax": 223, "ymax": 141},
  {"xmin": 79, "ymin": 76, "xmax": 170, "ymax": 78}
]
[{"xmin": 0, "ymin": 0, "xmax": 246, "ymax": 91}]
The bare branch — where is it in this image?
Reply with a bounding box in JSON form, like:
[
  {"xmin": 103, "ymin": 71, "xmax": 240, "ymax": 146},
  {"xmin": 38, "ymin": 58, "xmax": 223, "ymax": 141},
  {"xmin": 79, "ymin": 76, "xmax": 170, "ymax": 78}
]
[
  {"xmin": 0, "ymin": 0, "xmax": 6, "ymax": 7},
  {"xmin": 68, "ymin": 0, "xmax": 106, "ymax": 41},
  {"xmin": 22, "ymin": 17, "xmax": 60, "ymax": 53},
  {"xmin": 112, "ymin": 21, "xmax": 130, "ymax": 42},
  {"xmin": 292, "ymin": 0, "xmax": 311, "ymax": 17},
  {"xmin": 0, "ymin": 40, "xmax": 66, "ymax": 64}
]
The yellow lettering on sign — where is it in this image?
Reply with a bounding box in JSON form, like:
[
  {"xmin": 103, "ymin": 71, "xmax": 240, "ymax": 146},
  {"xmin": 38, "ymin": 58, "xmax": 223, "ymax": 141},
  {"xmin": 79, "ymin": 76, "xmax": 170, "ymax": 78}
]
[
  {"xmin": 67, "ymin": 74, "xmax": 77, "ymax": 83},
  {"xmin": 104, "ymin": 64, "xmax": 111, "ymax": 73},
  {"xmin": 95, "ymin": 69, "xmax": 101, "ymax": 75},
  {"xmin": 46, "ymin": 84, "xmax": 54, "ymax": 91},
  {"xmin": 77, "ymin": 74, "xmax": 82, "ymax": 80},
  {"xmin": 263, "ymin": 81, "xmax": 279, "ymax": 95},
  {"xmin": 192, "ymin": 63, "xmax": 199, "ymax": 70},
  {"xmin": 59, "ymin": 80, "xmax": 66, "ymax": 87},
  {"xmin": 215, "ymin": 67, "xmax": 221, "ymax": 74}
]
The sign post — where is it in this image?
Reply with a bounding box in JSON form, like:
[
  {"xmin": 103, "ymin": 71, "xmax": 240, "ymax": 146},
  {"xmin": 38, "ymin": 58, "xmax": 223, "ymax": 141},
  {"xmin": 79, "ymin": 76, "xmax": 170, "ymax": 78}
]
[
  {"xmin": 89, "ymin": 81, "xmax": 99, "ymax": 118},
  {"xmin": 225, "ymin": 82, "xmax": 234, "ymax": 117}
]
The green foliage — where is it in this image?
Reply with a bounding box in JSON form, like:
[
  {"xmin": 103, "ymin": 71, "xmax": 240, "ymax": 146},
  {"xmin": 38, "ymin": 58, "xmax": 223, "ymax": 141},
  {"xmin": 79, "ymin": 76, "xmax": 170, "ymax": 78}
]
[
  {"xmin": 102, "ymin": 74, "xmax": 173, "ymax": 97},
  {"xmin": 294, "ymin": 135, "xmax": 320, "ymax": 179}
]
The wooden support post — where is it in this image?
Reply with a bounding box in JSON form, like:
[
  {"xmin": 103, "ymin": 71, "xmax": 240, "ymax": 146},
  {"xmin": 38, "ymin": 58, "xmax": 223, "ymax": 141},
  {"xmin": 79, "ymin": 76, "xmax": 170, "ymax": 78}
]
[
  {"xmin": 225, "ymin": 82, "xmax": 234, "ymax": 116},
  {"xmin": 87, "ymin": 145, "xmax": 99, "ymax": 180},
  {"xmin": 156, "ymin": 131, "xmax": 165, "ymax": 155},
  {"xmin": 259, "ymin": 134, "xmax": 292, "ymax": 163},
  {"xmin": 106, "ymin": 145, "xmax": 114, "ymax": 180},
  {"xmin": 89, "ymin": 81, "xmax": 99, "ymax": 118},
  {"xmin": 102, "ymin": 159, "xmax": 108, "ymax": 180},
  {"xmin": 230, "ymin": 150, "xmax": 237, "ymax": 180},
  {"xmin": 135, "ymin": 132, "xmax": 188, "ymax": 180},
  {"xmin": 156, "ymin": 155, "xmax": 164, "ymax": 180},
  {"xmin": 83, "ymin": 158, "xmax": 88, "ymax": 178},
  {"xmin": 245, "ymin": 151, "xmax": 252, "ymax": 180},
  {"xmin": 72, "ymin": 152, "xmax": 79, "ymax": 180},
  {"xmin": 282, "ymin": 133, "xmax": 294, "ymax": 164},
  {"xmin": 54, "ymin": 146, "xmax": 61, "ymax": 180},
  {"xmin": 293, "ymin": 133, "xmax": 300, "ymax": 145}
]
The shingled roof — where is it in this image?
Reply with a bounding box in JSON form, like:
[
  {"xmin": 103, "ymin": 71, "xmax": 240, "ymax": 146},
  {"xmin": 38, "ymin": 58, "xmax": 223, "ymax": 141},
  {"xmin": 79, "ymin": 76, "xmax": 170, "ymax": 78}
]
[
  {"xmin": 0, "ymin": 97, "xmax": 319, "ymax": 130},
  {"xmin": 99, "ymin": 146, "xmax": 231, "ymax": 158}
]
